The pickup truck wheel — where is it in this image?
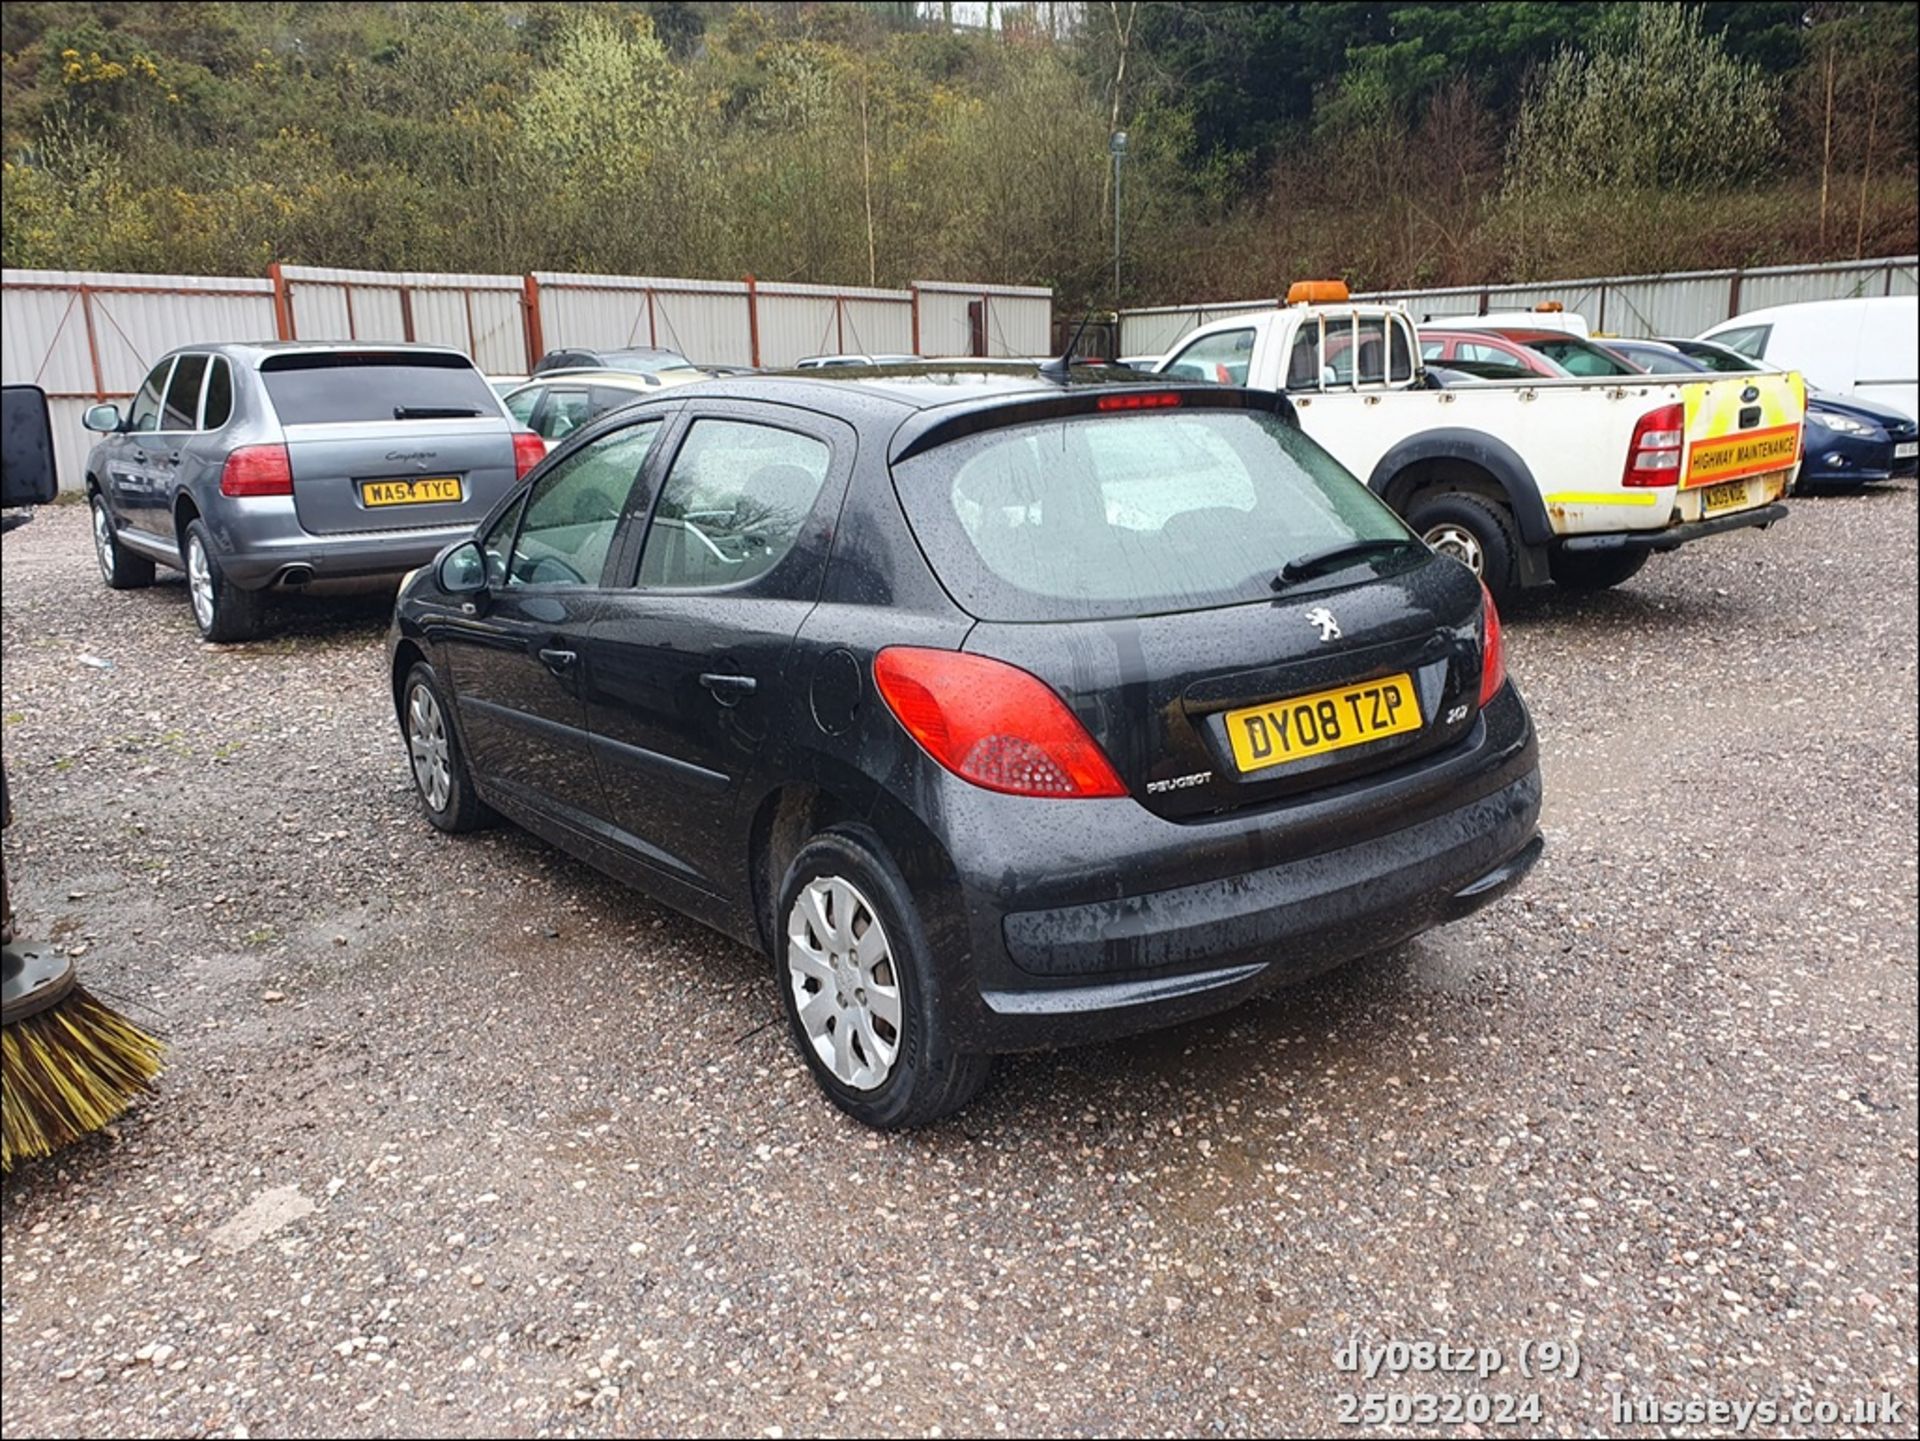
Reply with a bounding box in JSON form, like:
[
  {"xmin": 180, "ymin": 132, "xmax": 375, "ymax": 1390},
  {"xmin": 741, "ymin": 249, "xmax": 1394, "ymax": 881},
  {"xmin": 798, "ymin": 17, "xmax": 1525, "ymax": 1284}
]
[
  {"xmin": 183, "ymin": 519, "xmax": 266, "ymax": 643},
  {"xmin": 1407, "ymin": 493, "xmax": 1519, "ymax": 604},
  {"xmin": 91, "ymin": 494, "xmax": 155, "ymax": 590},
  {"xmin": 1548, "ymin": 548, "xmax": 1649, "ymax": 591}
]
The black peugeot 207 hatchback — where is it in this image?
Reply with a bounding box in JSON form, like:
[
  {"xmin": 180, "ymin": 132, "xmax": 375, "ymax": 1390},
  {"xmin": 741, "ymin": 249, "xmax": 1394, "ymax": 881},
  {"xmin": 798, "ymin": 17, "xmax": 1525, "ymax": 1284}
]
[{"xmin": 388, "ymin": 364, "xmax": 1543, "ymax": 1127}]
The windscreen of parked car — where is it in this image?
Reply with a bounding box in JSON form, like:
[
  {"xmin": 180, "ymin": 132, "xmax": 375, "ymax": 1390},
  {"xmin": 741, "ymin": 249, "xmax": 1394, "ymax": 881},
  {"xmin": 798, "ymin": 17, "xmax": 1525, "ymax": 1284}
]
[
  {"xmin": 1519, "ymin": 337, "xmax": 1640, "ymax": 376},
  {"xmin": 259, "ymin": 352, "xmax": 500, "ymax": 425},
  {"xmin": 1609, "ymin": 346, "xmax": 1706, "ymax": 374},
  {"xmin": 1675, "ymin": 342, "xmax": 1764, "ymax": 374},
  {"xmin": 892, "ymin": 404, "xmax": 1414, "ymax": 623}
]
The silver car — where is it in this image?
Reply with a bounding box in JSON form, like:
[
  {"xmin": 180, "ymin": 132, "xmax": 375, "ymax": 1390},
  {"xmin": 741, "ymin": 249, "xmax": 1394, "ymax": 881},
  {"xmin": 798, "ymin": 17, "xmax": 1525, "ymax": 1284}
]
[{"xmin": 82, "ymin": 342, "xmax": 541, "ymax": 641}]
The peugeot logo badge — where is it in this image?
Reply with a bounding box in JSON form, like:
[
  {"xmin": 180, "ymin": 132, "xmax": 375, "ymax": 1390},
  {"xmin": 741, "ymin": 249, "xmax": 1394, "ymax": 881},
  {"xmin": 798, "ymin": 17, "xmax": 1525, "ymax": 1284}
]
[{"xmin": 1305, "ymin": 606, "xmax": 1342, "ymax": 643}]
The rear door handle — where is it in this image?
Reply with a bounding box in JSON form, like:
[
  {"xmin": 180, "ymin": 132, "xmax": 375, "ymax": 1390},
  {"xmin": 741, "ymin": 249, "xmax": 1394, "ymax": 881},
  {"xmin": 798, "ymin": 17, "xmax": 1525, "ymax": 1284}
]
[
  {"xmin": 699, "ymin": 672, "xmax": 757, "ymax": 703},
  {"xmin": 538, "ymin": 647, "xmax": 577, "ymax": 675}
]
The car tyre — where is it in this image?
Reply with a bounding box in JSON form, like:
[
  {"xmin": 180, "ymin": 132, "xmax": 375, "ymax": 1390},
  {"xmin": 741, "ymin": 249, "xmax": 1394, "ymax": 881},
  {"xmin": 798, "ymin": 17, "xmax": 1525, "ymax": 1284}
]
[
  {"xmin": 91, "ymin": 493, "xmax": 155, "ymax": 590},
  {"xmin": 1408, "ymin": 492, "xmax": 1520, "ymax": 604},
  {"xmin": 1548, "ymin": 547, "xmax": 1649, "ymax": 591},
  {"xmin": 182, "ymin": 519, "xmax": 266, "ymax": 643},
  {"xmin": 402, "ymin": 661, "xmax": 493, "ymax": 834},
  {"xmin": 776, "ymin": 826, "xmax": 991, "ymax": 1129}
]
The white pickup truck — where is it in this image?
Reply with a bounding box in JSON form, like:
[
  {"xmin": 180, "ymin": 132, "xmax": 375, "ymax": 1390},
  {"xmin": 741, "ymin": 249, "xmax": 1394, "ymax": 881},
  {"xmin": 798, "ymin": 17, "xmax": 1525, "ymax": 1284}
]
[{"xmin": 1153, "ymin": 285, "xmax": 1806, "ymax": 600}]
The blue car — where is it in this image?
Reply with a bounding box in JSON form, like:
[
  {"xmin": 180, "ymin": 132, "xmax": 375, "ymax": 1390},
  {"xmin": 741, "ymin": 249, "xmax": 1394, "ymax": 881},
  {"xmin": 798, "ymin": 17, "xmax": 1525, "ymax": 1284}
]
[{"xmin": 1613, "ymin": 338, "xmax": 1918, "ymax": 490}]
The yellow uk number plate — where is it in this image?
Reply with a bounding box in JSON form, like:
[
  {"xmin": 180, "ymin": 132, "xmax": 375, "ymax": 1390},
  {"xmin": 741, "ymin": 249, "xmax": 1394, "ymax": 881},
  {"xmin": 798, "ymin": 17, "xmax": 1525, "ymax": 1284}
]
[
  {"xmin": 1701, "ymin": 479, "xmax": 1751, "ymax": 515},
  {"xmin": 361, "ymin": 477, "xmax": 462, "ymax": 508},
  {"xmin": 1224, "ymin": 673, "xmax": 1421, "ymax": 774}
]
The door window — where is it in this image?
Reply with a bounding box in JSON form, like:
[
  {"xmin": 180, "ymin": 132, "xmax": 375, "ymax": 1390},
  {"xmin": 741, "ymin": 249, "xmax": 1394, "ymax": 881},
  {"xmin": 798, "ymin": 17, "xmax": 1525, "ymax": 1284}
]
[
  {"xmin": 506, "ymin": 421, "xmax": 662, "ymax": 588},
  {"xmin": 1711, "ymin": 325, "xmax": 1772, "ymax": 360},
  {"xmin": 161, "ymin": 354, "xmax": 208, "ymax": 431},
  {"xmin": 534, "ymin": 388, "xmax": 594, "ymax": 441},
  {"xmin": 201, "ymin": 357, "xmax": 233, "ymax": 429},
  {"xmin": 503, "ymin": 386, "xmax": 540, "ymax": 426},
  {"xmin": 1163, "ymin": 328, "xmax": 1255, "ymax": 386},
  {"xmin": 128, "ymin": 360, "xmax": 174, "ymax": 433},
  {"xmin": 636, "ymin": 420, "xmax": 830, "ymax": 590},
  {"xmin": 1286, "ymin": 321, "xmax": 1324, "ymax": 388}
]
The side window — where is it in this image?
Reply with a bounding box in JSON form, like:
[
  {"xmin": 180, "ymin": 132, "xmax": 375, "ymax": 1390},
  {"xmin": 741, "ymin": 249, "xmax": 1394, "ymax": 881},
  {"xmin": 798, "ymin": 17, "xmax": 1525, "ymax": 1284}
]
[
  {"xmin": 1286, "ymin": 320, "xmax": 1324, "ymax": 389},
  {"xmin": 1714, "ymin": 325, "xmax": 1771, "ymax": 360},
  {"xmin": 1164, "ymin": 328, "xmax": 1255, "ymax": 386},
  {"xmin": 536, "ymin": 388, "xmax": 593, "ymax": 442},
  {"xmin": 1388, "ymin": 318, "xmax": 1415, "ymax": 383},
  {"xmin": 128, "ymin": 359, "xmax": 174, "ymax": 433},
  {"xmin": 201, "ymin": 357, "xmax": 233, "ymax": 429},
  {"xmin": 637, "ymin": 420, "xmax": 830, "ymax": 591},
  {"xmin": 507, "ymin": 421, "xmax": 661, "ymax": 588},
  {"xmin": 1419, "ymin": 339, "xmax": 1445, "ymax": 361},
  {"xmin": 481, "ymin": 493, "xmax": 526, "ymax": 588},
  {"xmin": 161, "ymin": 354, "xmax": 208, "ymax": 430},
  {"xmin": 503, "ymin": 386, "xmax": 540, "ymax": 426}
]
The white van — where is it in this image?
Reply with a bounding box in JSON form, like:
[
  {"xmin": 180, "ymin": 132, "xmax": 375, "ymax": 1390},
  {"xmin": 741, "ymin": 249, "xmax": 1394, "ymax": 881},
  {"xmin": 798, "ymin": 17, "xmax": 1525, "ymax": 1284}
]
[{"xmin": 1698, "ymin": 295, "xmax": 1917, "ymax": 422}]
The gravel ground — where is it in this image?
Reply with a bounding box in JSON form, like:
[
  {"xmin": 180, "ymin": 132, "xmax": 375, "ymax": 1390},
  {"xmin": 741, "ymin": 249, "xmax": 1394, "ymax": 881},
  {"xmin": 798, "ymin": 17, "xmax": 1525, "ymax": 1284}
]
[{"xmin": 2, "ymin": 488, "xmax": 1915, "ymax": 1439}]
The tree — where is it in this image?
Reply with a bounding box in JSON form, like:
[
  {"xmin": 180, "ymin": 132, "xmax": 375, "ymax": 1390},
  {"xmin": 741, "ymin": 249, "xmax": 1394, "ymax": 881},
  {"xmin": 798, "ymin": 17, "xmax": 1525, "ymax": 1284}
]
[{"xmin": 1505, "ymin": 4, "xmax": 1779, "ymax": 196}]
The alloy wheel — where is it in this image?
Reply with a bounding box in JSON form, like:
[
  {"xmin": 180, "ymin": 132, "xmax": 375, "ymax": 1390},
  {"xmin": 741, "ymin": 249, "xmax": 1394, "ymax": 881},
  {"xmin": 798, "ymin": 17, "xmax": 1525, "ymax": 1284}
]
[
  {"xmin": 786, "ymin": 875, "xmax": 902, "ymax": 1091},
  {"xmin": 187, "ymin": 535, "xmax": 215, "ymax": 630},
  {"xmin": 407, "ymin": 683, "xmax": 453, "ymax": 814},
  {"xmin": 92, "ymin": 501, "xmax": 115, "ymax": 581}
]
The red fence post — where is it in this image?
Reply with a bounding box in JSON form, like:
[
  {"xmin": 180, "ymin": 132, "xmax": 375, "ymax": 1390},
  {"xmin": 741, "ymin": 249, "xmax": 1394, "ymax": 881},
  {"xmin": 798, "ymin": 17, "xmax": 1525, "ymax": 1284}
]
[
  {"xmin": 646, "ymin": 288, "xmax": 658, "ymax": 348},
  {"xmin": 398, "ymin": 285, "xmax": 416, "ymax": 343},
  {"xmin": 909, "ymin": 283, "xmax": 921, "ymax": 355},
  {"xmin": 78, "ymin": 284, "xmax": 107, "ymax": 400},
  {"xmin": 522, "ymin": 274, "xmax": 545, "ymax": 372},
  {"xmin": 744, "ymin": 275, "xmax": 761, "ymax": 368},
  {"xmin": 268, "ymin": 261, "xmax": 296, "ymax": 340},
  {"xmin": 1728, "ymin": 270, "xmax": 1743, "ymax": 319}
]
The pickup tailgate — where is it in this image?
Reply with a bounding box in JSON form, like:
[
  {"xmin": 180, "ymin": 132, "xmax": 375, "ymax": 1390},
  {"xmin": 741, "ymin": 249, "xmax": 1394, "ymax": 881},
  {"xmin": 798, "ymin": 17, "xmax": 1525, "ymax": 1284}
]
[{"xmin": 1679, "ymin": 370, "xmax": 1806, "ymax": 499}]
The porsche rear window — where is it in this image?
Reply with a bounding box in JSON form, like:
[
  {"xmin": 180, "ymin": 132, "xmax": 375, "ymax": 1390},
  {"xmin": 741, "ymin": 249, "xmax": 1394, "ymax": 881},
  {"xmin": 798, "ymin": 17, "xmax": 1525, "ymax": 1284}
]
[{"xmin": 260, "ymin": 352, "xmax": 498, "ymax": 425}]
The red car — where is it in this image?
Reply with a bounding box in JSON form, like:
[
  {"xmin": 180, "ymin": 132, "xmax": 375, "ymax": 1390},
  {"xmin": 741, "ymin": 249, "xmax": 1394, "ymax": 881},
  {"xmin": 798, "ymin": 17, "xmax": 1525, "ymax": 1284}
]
[{"xmin": 1418, "ymin": 329, "xmax": 1570, "ymax": 379}]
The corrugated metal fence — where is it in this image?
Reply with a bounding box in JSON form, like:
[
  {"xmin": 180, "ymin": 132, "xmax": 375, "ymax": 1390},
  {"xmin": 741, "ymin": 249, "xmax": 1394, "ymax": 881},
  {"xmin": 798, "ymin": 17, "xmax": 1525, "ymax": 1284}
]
[
  {"xmin": 1118, "ymin": 256, "xmax": 1919, "ymax": 358},
  {"xmin": 2, "ymin": 265, "xmax": 1053, "ymax": 492}
]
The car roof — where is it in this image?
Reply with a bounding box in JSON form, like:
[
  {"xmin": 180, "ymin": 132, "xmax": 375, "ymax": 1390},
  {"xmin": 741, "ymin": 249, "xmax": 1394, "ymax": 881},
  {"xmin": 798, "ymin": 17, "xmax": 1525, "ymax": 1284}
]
[
  {"xmin": 509, "ymin": 368, "xmax": 681, "ymax": 390},
  {"xmin": 1478, "ymin": 328, "xmax": 1581, "ymax": 343},
  {"xmin": 658, "ymin": 362, "xmax": 1167, "ymax": 415},
  {"xmin": 163, "ymin": 340, "xmax": 474, "ymax": 366}
]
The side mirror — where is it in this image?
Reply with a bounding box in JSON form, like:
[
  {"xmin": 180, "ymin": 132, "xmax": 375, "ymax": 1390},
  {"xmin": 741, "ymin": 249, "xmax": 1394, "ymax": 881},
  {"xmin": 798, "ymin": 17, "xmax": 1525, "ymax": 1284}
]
[
  {"xmin": 83, "ymin": 403, "xmax": 123, "ymax": 433},
  {"xmin": 437, "ymin": 540, "xmax": 488, "ymax": 595},
  {"xmin": 1320, "ymin": 365, "xmax": 1339, "ymax": 388}
]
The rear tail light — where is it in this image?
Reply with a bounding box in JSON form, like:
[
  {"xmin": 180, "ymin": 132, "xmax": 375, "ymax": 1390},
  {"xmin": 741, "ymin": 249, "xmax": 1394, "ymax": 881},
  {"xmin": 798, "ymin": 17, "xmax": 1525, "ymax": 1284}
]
[
  {"xmin": 1478, "ymin": 581, "xmax": 1507, "ymax": 707},
  {"xmin": 872, "ymin": 647, "xmax": 1127, "ymax": 799},
  {"xmin": 219, "ymin": 444, "xmax": 293, "ymax": 497},
  {"xmin": 512, "ymin": 429, "xmax": 545, "ymax": 480},
  {"xmin": 1623, "ymin": 402, "xmax": 1684, "ymax": 486}
]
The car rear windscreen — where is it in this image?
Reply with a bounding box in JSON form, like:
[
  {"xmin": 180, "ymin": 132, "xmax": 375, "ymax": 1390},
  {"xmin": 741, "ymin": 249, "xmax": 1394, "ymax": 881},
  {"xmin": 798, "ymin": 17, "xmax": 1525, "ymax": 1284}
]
[
  {"xmin": 260, "ymin": 352, "xmax": 498, "ymax": 425},
  {"xmin": 891, "ymin": 404, "xmax": 1414, "ymax": 622}
]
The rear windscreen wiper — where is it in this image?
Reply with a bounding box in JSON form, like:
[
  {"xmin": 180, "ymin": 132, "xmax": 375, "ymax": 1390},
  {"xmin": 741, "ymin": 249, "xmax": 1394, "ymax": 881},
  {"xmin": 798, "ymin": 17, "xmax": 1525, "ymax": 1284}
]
[
  {"xmin": 392, "ymin": 405, "xmax": 481, "ymax": 420},
  {"xmin": 1275, "ymin": 537, "xmax": 1421, "ymax": 586}
]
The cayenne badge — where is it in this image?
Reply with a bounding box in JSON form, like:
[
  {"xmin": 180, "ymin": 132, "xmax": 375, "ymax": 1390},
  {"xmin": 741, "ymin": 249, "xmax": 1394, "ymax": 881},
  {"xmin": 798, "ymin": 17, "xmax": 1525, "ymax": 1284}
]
[{"xmin": 1305, "ymin": 606, "xmax": 1341, "ymax": 642}]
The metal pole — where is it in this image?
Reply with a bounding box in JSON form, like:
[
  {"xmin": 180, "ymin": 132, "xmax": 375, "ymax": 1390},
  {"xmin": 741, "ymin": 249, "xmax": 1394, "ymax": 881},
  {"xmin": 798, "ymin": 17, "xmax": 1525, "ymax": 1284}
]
[{"xmin": 1113, "ymin": 149, "xmax": 1122, "ymax": 301}]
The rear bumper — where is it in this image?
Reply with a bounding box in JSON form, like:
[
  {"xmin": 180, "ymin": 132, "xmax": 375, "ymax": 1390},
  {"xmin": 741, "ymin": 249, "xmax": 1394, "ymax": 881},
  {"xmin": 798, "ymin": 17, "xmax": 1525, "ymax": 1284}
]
[
  {"xmin": 934, "ymin": 685, "xmax": 1544, "ymax": 1053},
  {"xmin": 211, "ymin": 499, "xmax": 476, "ymax": 589},
  {"xmin": 1558, "ymin": 502, "xmax": 1786, "ymax": 554}
]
